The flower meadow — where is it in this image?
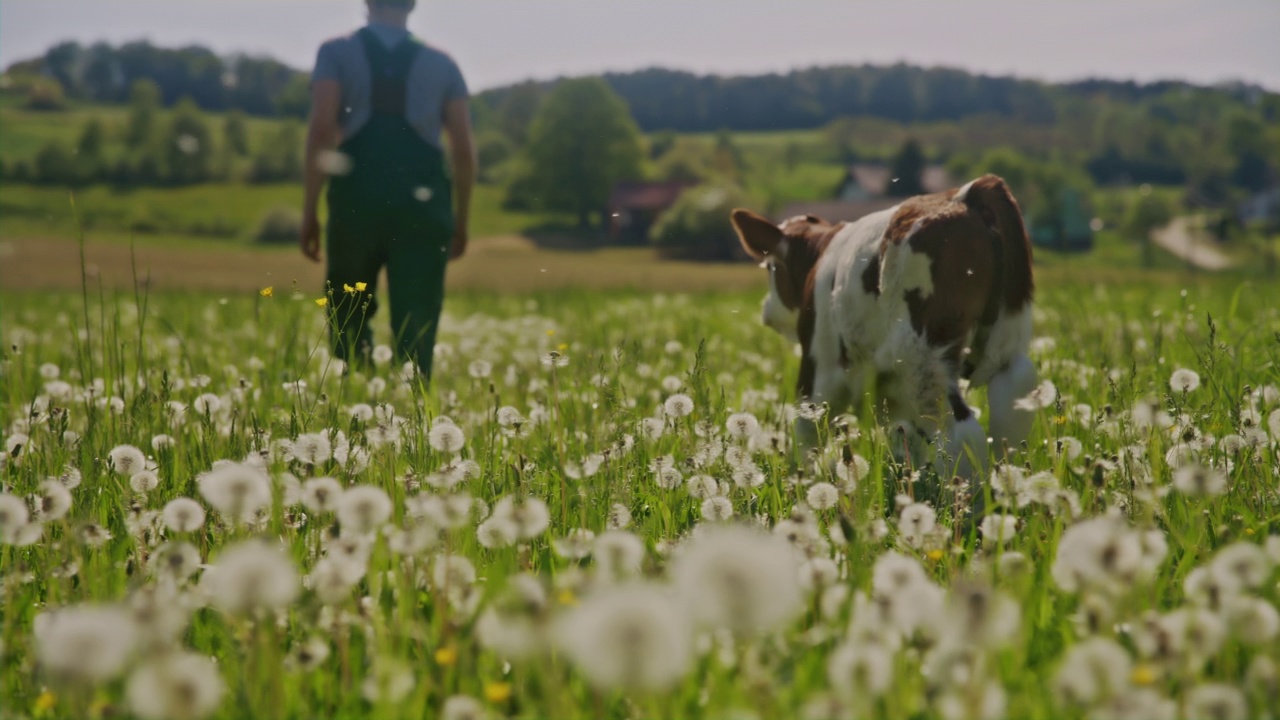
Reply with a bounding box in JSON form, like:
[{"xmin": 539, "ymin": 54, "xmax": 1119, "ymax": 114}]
[{"xmin": 2, "ymin": 281, "xmax": 1279, "ymax": 720}]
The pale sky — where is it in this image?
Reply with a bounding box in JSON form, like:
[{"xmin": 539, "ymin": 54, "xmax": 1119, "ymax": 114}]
[{"xmin": 1, "ymin": 0, "xmax": 1278, "ymax": 92}]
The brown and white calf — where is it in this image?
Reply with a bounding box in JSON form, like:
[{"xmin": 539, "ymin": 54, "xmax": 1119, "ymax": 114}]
[{"xmin": 732, "ymin": 174, "xmax": 1037, "ymax": 477}]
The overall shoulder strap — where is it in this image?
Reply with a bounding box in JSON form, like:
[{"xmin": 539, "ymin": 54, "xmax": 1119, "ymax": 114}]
[{"xmin": 356, "ymin": 28, "xmax": 423, "ymax": 116}]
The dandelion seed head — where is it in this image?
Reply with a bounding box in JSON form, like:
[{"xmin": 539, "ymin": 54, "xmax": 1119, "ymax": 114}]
[
  {"xmin": 1172, "ymin": 464, "xmax": 1228, "ymax": 497},
  {"xmin": 442, "ymin": 695, "xmax": 487, "ymax": 720},
  {"xmin": 428, "ymin": 421, "xmax": 466, "ymax": 453},
  {"xmin": 827, "ymin": 641, "xmax": 894, "ymax": 697},
  {"xmin": 198, "ymin": 462, "xmax": 272, "ymax": 521},
  {"xmin": 726, "ymin": 412, "xmax": 760, "ymax": 439},
  {"xmin": 552, "ymin": 528, "xmax": 596, "ymax": 560},
  {"xmin": 108, "ymin": 444, "xmax": 147, "ymax": 475},
  {"xmin": 34, "ymin": 605, "xmax": 137, "ymax": 682},
  {"xmin": 806, "ymin": 482, "xmax": 839, "ymax": 511},
  {"xmin": 1169, "ymin": 368, "xmax": 1201, "ymax": 393},
  {"xmin": 700, "ymin": 495, "xmax": 735, "ymax": 521},
  {"xmin": 360, "ymin": 659, "xmax": 415, "ymax": 703},
  {"xmin": 555, "ymin": 583, "xmax": 692, "ymax": 690},
  {"xmin": 290, "ymin": 432, "xmax": 332, "ymax": 465},
  {"xmin": 202, "ymin": 539, "xmax": 300, "ymax": 614},
  {"xmin": 336, "ymin": 485, "xmax": 393, "ymax": 534},
  {"xmin": 606, "ymin": 503, "xmax": 632, "ymax": 529},
  {"xmin": 301, "ymin": 476, "xmax": 344, "ymax": 514},
  {"xmin": 1184, "ymin": 683, "xmax": 1247, "ymax": 720},
  {"xmin": 150, "ymin": 541, "xmax": 202, "ymax": 582},
  {"xmin": 130, "ymin": 470, "xmax": 160, "ymax": 494},
  {"xmin": 36, "ymin": 480, "xmax": 73, "ymax": 521},
  {"xmin": 663, "ymin": 393, "xmax": 695, "ymax": 418},
  {"xmin": 672, "ymin": 525, "xmax": 803, "ymax": 635},
  {"xmin": 491, "ymin": 495, "xmax": 550, "ymax": 539},
  {"xmin": 979, "ymin": 514, "xmax": 1019, "ymax": 546}
]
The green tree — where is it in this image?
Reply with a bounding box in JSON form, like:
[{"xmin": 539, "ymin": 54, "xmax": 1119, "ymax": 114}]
[
  {"xmin": 496, "ymin": 81, "xmax": 544, "ymax": 146},
  {"xmin": 164, "ymin": 97, "xmax": 214, "ymax": 184},
  {"xmin": 1122, "ymin": 190, "xmax": 1174, "ymax": 268},
  {"xmin": 74, "ymin": 118, "xmax": 106, "ymax": 183},
  {"xmin": 125, "ymin": 79, "xmax": 162, "ymax": 149},
  {"xmin": 223, "ymin": 110, "xmax": 251, "ymax": 156},
  {"xmin": 248, "ymin": 121, "xmax": 302, "ymax": 183},
  {"xmin": 508, "ymin": 78, "xmax": 644, "ymax": 228},
  {"xmin": 654, "ymin": 140, "xmax": 710, "ymax": 183},
  {"xmin": 711, "ymin": 129, "xmax": 745, "ymax": 183},
  {"xmin": 649, "ymin": 184, "xmax": 748, "ymax": 261},
  {"xmin": 34, "ymin": 140, "xmax": 75, "ymax": 185},
  {"xmin": 886, "ymin": 139, "xmax": 926, "ymax": 197}
]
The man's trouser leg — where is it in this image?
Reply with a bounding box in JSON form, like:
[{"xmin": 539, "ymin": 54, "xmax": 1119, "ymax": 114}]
[
  {"xmin": 325, "ymin": 205, "xmax": 385, "ymax": 368},
  {"xmin": 385, "ymin": 208, "xmax": 450, "ymax": 380}
]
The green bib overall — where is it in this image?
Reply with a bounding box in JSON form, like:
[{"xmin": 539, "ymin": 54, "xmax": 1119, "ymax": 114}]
[{"xmin": 325, "ymin": 27, "xmax": 453, "ymax": 379}]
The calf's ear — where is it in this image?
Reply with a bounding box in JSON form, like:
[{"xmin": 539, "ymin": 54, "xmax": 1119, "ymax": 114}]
[{"xmin": 731, "ymin": 208, "xmax": 783, "ymax": 263}]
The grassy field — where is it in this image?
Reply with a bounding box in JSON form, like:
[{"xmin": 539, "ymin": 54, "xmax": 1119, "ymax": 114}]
[{"xmin": 2, "ymin": 270, "xmax": 1279, "ymax": 719}]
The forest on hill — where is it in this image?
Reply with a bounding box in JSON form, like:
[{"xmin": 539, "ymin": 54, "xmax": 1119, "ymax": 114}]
[{"xmin": 2, "ymin": 39, "xmax": 1276, "ymax": 261}]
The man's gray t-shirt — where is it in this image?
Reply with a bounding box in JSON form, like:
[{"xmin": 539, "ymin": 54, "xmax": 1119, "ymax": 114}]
[{"xmin": 312, "ymin": 23, "xmax": 467, "ymax": 149}]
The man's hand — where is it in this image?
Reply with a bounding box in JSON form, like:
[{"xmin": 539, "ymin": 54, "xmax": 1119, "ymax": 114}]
[
  {"xmin": 449, "ymin": 227, "xmax": 468, "ymax": 261},
  {"xmin": 300, "ymin": 213, "xmax": 322, "ymax": 262}
]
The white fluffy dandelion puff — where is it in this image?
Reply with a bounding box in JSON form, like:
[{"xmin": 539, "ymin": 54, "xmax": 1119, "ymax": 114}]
[
  {"xmin": 672, "ymin": 524, "xmax": 803, "ymax": 635},
  {"xmin": 663, "ymin": 393, "xmax": 695, "ymax": 418},
  {"xmin": 1, "ymin": 493, "xmax": 31, "ymax": 543},
  {"xmin": 301, "ymin": 476, "xmax": 344, "ymax": 513},
  {"xmin": 806, "ymin": 482, "xmax": 840, "ymax": 511},
  {"xmin": 162, "ymin": 498, "xmax": 206, "ymax": 533},
  {"xmin": 36, "ymin": 480, "xmax": 73, "ymax": 521},
  {"xmin": 34, "ymin": 605, "xmax": 138, "ymax": 682},
  {"xmin": 1014, "ymin": 380, "xmax": 1058, "ymax": 411},
  {"xmin": 428, "ymin": 420, "xmax": 466, "ymax": 453},
  {"xmin": 130, "ymin": 470, "xmax": 161, "ymax": 494},
  {"xmin": 290, "ymin": 432, "xmax": 332, "ymax": 465},
  {"xmin": 108, "ymin": 444, "xmax": 147, "ymax": 475},
  {"xmin": 1172, "ymin": 464, "xmax": 1228, "ymax": 497},
  {"xmin": 202, "ymin": 539, "xmax": 300, "ymax": 614},
  {"xmin": 336, "ymin": 485, "xmax": 393, "ymax": 534},
  {"xmin": 555, "ymin": 583, "xmax": 692, "ymax": 690},
  {"xmin": 1169, "ymin": 368, "xmax": 1201, "ymax": 393},
  {"xmin": 491, "ymin": 495, "xmax": 550, "ymax": 539},
  {"xmin": 126, "ymin": 652, "xmax": 224, "ymax": 720},
  {"xmin": 700, "ymin": 496, "xmax": 735, "ymax": 522}
]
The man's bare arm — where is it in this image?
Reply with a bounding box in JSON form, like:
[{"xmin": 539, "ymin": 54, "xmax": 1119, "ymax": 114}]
[
  {"xmin": 300, "ymin": 78, "xmax": 342, "ymax": 262},
  {"xmin": 443, "ymin": 97, "xmax": 476, "ymax": 260}
]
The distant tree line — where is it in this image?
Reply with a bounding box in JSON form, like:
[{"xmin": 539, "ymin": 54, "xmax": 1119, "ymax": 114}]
[
  {"xmin": 5, "ymin": 40, "xmax": 310, "ymax": 117},
  {"xmin": 4, "ymin": 40, "xmax": 1276, "ymax": 218},
  {"xmin": 2, "ymin": 78, "xmax": 301, "ymax": 188}
]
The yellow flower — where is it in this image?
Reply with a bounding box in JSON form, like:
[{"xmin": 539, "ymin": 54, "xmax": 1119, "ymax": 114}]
[
  {"xmin": 926, "ymin": 549, "xmax": 945, "ymax": 562},
  {"xmin": 33, "ymin": 690, "xmax": 56, "ymax": 714},
  {"xmin": 557, "ymin": 588, "xmax": 578, "ymax": 606},
  {"xmin": 343, "ymin": 283, "xmax": 356, "ymax": 294},
  {"xmin": 434, "ymin": 644, "xmax": 457, "ymax": 666},
  {"xmin": 315, "ymin": 297, "xmax": 328, "ymax": 308},
  {"xmin": 1244, "ymin": 528, "xmax": 1255, "ymax": 535},
  {"xmin": 259, "ymin": 286, "xmax": 273, "ymax": 298},
  {"xmin": 354, "ymin": 281, "xmax": 368, "ymax": 292},
  {"xmin": 484, "ymin": 681, "xmax": 512, "ymax": 704},
  {"xmin": 545, "ymin": 329, "xmax": 555, "ymax": 336},
  {"xmin": 557, "ymin": 342, "xmax": 568, "ymax": 351},
  {"xmin": 1130, "ymin": 664, "xmax": 1157, "ymax": 686}
]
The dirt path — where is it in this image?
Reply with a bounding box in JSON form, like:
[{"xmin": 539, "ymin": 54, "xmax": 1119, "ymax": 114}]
[
  {"xmin": 1150, "ymin": 216, "xmax": 1237, "ymax": 271},
  {"xmin": 0, "ymin": 234, "xmax": 762, "ymax": 294}
]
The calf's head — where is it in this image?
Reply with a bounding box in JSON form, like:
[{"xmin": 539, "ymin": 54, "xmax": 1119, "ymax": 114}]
[{"xmin": 731, "ymin": 209, "xmax": 836, "ymax": 342}]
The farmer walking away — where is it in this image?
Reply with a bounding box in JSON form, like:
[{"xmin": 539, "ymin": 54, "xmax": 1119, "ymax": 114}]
[{"xmin": 300, "ymin": 0, "xmax": 476, "ymax": 380}]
